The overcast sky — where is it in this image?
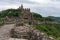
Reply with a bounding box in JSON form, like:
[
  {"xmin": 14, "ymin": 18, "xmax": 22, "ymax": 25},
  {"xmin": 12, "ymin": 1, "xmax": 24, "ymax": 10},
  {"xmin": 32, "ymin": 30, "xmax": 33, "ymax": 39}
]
[{"xmin": 0, "ymin": 0, "xmax": 60, "ymax": 17}]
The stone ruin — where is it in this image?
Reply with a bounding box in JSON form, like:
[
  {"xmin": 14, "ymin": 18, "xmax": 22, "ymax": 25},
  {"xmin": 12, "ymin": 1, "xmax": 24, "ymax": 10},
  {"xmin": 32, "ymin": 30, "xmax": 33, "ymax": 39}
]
[
  {"xmin": 10, "ymin": 24, "xmax": 54, "ymax": 40},
  {"xmin": 18, "ymin": 4, "xmax": 33, "ymax": 25},
  {"xmin": 8, "ymin": 4, "xmax": 54, "ymax": 40}
]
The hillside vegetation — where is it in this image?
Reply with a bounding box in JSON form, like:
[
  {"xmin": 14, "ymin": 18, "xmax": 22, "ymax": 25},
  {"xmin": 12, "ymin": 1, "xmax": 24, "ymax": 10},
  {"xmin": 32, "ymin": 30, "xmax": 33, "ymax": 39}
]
[
  {"xmin": 0, "ymin": 9, "xmax": 60, "ymax": 40},
  {"xmin": 48, "ymin": 16, "xmax": 60, "ymax": 22},
  {"xmin": 34, "ymin": 24, "xmax": 60, "ymax": 39},
  {"xmin": 0, "ymin": 9, "xmax": 53, "ymax": 21}
]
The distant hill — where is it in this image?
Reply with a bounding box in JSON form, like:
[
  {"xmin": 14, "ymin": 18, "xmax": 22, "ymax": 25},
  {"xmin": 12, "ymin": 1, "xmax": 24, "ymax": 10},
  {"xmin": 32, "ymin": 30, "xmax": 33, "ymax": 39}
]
[{"xmin": 47, "ymin": 16, "xmax": 60, "ymax": 22}]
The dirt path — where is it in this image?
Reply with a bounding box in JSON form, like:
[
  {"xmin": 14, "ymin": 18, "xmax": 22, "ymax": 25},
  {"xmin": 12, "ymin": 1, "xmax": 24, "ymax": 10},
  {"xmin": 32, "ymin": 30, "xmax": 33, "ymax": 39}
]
[{"xmin": 0, "ymin": 24, "xmax": 14, "ymax": 40}]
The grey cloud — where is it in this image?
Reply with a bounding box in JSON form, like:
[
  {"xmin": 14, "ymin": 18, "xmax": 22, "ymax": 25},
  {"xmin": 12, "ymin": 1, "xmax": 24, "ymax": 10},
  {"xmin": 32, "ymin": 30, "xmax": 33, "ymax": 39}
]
[
  {"xmin": 20, "ymin": 0, "xmax": 39, "ymax": 4},
  {"xmin": 51, "ymin": 0, "xmax": 60, "ymax": 2},
  {"xmin": 0, "ymin": 0, "xmax": 60, "ymax": 17},
  {"xmin": 32, "ymin": 7, "xmax": 60, "ymax": 17}
]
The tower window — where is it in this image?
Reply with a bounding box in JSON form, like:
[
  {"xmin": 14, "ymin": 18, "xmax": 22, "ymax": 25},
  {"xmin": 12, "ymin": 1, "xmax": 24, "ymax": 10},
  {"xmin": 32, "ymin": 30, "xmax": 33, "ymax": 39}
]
[
  {"xmin": 29, "ymin": 22, "xmax": 31, "ymax": 25},
  {"xmin": 24, "ymin": 18, "xmax": 28, "ymax": 19}
]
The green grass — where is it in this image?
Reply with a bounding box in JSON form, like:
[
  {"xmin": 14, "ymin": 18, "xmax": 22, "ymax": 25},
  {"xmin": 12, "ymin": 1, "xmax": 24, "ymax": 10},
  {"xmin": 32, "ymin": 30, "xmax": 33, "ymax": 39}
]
[{"xmin": 33, "ymin": 23, "xmax": 60, "ymax": 39}]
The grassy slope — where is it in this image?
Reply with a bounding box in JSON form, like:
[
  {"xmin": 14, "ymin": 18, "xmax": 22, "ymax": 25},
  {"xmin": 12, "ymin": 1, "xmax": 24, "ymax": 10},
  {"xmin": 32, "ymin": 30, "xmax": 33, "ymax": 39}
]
[{"xmin": 33, "ymin": 23, "xmax": 60, "ymax": 39}]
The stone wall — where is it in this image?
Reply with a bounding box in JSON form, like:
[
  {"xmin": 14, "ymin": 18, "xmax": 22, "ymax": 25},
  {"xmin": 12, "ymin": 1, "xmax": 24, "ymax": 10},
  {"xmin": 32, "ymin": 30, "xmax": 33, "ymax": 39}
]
[
  {"xmin": 9, "ymin": 38, "xmax": 28, "ymax": 40},
  {"xmin": 10, "ymin": 24, "xmax": 54, "ymax": 40}
]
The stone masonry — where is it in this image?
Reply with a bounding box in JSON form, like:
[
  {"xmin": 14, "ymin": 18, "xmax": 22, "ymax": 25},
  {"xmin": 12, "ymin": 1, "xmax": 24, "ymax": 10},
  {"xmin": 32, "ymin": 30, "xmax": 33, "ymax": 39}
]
[
  {"xmin": 10, "ymin": 4, "xmax": 54, "ymax": 40},
  {"xmin": 18, "ymin": 4, "xmax": 33, "ymax": 25},
  {"xmin": 10, "ymin": 24, "xmax": 54, "ymax": 40}
]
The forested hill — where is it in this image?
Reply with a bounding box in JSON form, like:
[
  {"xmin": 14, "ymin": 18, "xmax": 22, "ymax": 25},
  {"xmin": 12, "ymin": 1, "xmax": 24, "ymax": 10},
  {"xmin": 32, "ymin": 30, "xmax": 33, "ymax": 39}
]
[
  {"xmin": 0, "ymin": 9, "xmax": 54, "ymax": 21},
  {"xmin": 47, "ymin": 16, "xmax": 60, "ymax": 22},
  {"xmin": 0, "ymin": 9, "xmax": 60, "ymax": 40}
]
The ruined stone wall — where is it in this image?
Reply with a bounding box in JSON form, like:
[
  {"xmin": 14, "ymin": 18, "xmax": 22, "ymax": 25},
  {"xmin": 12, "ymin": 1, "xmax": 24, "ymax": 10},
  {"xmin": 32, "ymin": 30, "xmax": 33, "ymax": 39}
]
[
  {"xmin": 10, "ymin": 24, "xmax": 54, "ymax": 40},
  {"xmin": 19, "ymin": 5, "xmax": 33, "ymax": 25}
]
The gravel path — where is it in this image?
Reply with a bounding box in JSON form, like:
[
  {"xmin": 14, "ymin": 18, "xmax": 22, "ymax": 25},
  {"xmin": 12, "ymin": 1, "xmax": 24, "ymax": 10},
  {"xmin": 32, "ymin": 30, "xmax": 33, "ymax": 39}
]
[{"xmin": 0, "ymin": 24, "xmax": 14, "ymax": 40}]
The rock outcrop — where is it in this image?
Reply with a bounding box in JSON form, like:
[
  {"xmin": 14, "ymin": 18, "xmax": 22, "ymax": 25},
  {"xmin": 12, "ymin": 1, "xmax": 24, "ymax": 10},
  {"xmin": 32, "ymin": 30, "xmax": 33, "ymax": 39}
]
[
  {"xmin": 10, "ymin": 24, "xmax": 54, "ymax": 40},
  {"xmin": 9, "ymin": 38, "xmax": 28, "ymax": 40}
]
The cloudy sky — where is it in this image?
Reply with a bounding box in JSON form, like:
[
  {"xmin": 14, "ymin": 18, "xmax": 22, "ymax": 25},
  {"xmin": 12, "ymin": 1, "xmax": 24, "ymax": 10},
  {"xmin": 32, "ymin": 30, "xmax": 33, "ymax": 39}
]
[{"xmin": 0, "ymin": 0, "xmax": 60, "ymax": 17}]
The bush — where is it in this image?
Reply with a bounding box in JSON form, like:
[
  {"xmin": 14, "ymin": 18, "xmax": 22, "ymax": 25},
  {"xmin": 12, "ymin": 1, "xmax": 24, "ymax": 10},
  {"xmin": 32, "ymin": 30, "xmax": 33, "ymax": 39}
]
[{"xmin": 0, "ymin": 18, "xmax": 4, "ymax": 25}]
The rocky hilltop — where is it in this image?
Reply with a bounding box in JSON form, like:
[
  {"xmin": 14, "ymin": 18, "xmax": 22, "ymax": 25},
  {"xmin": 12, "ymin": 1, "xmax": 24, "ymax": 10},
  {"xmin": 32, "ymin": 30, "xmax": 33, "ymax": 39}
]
[
  {"xmin": 0, "ymin": 4, "xmax": 55, "ymax": 40},
  {"xmin": 10, "ymin": 24, "xmax": 54, "ymax": 40}
]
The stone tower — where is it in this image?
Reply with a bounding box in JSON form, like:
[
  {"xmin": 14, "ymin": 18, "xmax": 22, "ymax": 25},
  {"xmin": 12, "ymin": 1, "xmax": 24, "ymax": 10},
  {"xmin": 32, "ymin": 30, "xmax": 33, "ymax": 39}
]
[{"xmin": 19, "ymin": 4, "xmax": 33, "ymax": 25}]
